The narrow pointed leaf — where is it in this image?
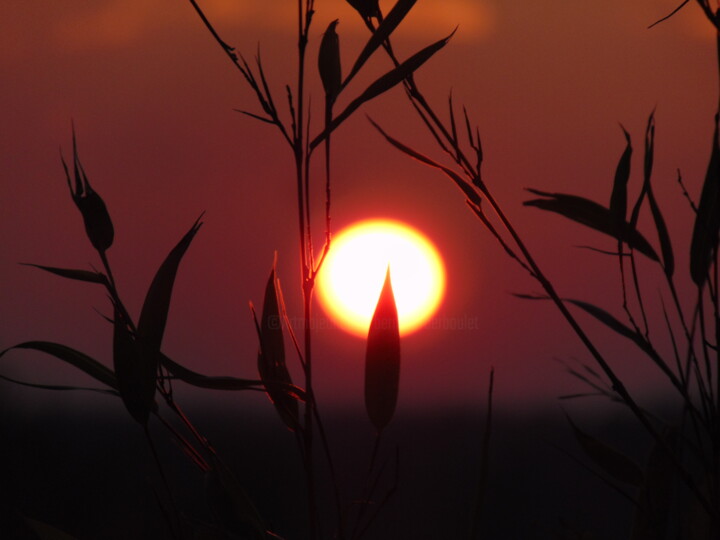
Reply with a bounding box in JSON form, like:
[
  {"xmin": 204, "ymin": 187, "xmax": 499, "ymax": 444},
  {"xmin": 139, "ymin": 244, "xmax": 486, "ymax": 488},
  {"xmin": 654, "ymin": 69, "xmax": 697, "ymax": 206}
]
[
  {"xmin": 344, "ymin": 0, "xmax": 417, "ymax": 87},
  {"xmin": 370, "ymin": 117, "xmax": 482, "ymax": 206},
  {"xmin": 312, "ymin": 31, "xmax": 453, "ymax": 149},
  {"xmin": 0, "ymin": 341, "xmax": 117, "ymax": 390},
  {"xmin": 689, "ymin": 113, "xmax": 720, "ymax": 287},
  {"xmin": 21, "ymin": 263, "xmax": 108, "ymax": 285},
  {"xmin": 609, "ymin": 127, "xmax": 632, "ymax": 232},
  {"xmin": 160, "ymin": 352, "xmax": 306, "ymax": 398},
  {"xmin": 0, "ymin": 373, "xmax": 119, "ymax": 396},
  {"xmin": 365, "ymin": 268, "xmax": 401, "ymax": 432},
  {"xmin": 524, "ymin": 189, "xmax": 659, "ymax": 261},
  {"xmin": 319, "ymin": 20, "xmax": 342, "ymax": 102},
  {"xmin": 643, "ymin": 113, "xmax": 674, "ymax": 277},
  {"xmin": 566, "ymin": 413, "xmax": 644, "ymax": 486},
  {"xmin": 345, "ymin": 0, "xmax": 381, "ymax": 19},
  {"xmin": 205, "ymin": 457, "xmax": 266, "ymax": 539},
  {"xmin": 113, "ymin": 308, "xmax": 157, "ymax": 425},
  {"xmin": 138, "ymin": 215, "xmax": 203, "ymax": 350},
  {"xmin": 255, "ymin": 266, "xmax": 299, "ymax": 431}
]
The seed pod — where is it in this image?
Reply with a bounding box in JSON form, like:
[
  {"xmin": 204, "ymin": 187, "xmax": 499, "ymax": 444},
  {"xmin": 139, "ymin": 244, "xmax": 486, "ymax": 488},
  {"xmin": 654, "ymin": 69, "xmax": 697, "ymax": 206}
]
[
  {"xmin": 61, "ymin": 129, "xmax": 114, "ymax": 254},
  {"xmin": 365, "ymin": 267, "xmax": 401, "ymax": 433}
]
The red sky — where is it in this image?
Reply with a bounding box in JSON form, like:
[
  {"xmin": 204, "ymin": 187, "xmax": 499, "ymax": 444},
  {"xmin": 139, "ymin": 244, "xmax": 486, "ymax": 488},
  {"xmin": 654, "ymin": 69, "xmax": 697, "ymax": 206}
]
[{"xmin": 1, "ymin": 0, "xmax": 717, "ymax": 415}]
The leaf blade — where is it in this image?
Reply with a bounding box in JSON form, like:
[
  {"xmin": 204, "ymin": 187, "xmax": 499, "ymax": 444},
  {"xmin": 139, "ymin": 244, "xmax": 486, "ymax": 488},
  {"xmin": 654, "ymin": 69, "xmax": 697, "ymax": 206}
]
[
  {"xmin": 365, "ymin": 268, "xmax": 401, "ymax": 433},
  {"xmin": 0, "ymin": 341, "xmax": 117, "ymax": 390},
  {"xmin": 137, "ymin": 215, "xmax": 203, "ymax": 350}
]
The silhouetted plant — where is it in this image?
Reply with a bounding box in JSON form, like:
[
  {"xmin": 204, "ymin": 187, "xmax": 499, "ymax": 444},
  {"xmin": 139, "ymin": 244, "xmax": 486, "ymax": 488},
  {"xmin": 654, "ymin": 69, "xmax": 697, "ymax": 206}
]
[
  {"xmin": 1, "ymin": 1, "xmax": 463, "ymax": 539},
  {"xmin": 365, "ymin": 1, "xmax": 720, "ymax": 538}
]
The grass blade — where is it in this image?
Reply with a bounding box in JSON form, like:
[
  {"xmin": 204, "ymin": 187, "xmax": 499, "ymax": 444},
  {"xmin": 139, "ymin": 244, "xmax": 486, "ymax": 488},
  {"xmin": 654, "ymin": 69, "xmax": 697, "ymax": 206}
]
[
  {"xmin": 113, "ymin": 307, "xmax": 157, "ymax": 425},
  {"xmin": 524, "ymin": 189, "xmax": 659, "ymax": 261},
  {"xmin": 313, "ymin": 30, "xmax": 453, "ymax": 149},
  {"xmin": 365, "ymin": 268, "xmax": 401, "ymax": 433},
  {"xmin": 343, "ymin": 0, "xmax": 417, "ymax": 88},
  {"xmin": 254, "ymin": 264, "xmax": 299, "ymax": 431},
  {"xmin": 20, "ymin": 263, "xmax": 108, "ymax": 285},
  {"xmin": 689, "ymin": 113, "xmax": 720, "ymax": 287},
  {"xmin": 609, "ymin": 127, "xmax": 632, "ymax": 232},
  {"xmin": 0, "ymin": 341, "xmax": 117, "ymax": 390},
  {"xmin": 138, "ymin": 215, "xmax": 203, "ymax": 350}
]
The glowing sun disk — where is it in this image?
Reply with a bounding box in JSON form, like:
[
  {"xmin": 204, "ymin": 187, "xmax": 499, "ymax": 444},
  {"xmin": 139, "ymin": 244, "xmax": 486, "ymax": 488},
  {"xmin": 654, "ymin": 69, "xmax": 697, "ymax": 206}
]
[{"xmin": 316, "ymin": 219, "xmax": 446, "ymax": 337}]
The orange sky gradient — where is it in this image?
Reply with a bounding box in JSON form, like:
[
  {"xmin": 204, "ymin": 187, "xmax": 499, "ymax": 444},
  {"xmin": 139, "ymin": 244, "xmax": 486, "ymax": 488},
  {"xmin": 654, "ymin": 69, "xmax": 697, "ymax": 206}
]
[{"xmin": 1, "ymin": 0, "xmax": 717, "ymax": 415}]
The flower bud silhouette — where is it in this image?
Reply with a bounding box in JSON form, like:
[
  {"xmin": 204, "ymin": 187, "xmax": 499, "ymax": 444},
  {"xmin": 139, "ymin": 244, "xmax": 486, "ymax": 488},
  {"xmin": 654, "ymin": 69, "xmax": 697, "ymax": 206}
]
[{"xmin": 61, "ymin": 128, "xmax": 114, "ymax": 254}]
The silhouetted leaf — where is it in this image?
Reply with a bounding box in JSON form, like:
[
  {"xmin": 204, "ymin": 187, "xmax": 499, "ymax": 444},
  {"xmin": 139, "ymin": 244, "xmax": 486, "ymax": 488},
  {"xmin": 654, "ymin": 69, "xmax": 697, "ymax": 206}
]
[
  {"xmin": 346, "ymin": 0, "xmax": 381, "ymax": 19},
  {"xmin": 254, "ymin": 265, "xmax": 299, "ymax": 431},
  {"xmin": 0, "ymin": 373, "xmax": 119, "ymax": 396},
  {"xmin": 113, "ymin": 307, "xmax": 157, "ymax": 425},
  {"xmin": 609, "ymin": 127, "xmax": 632, "ymax": 232},
  {"xmin": 643, "ymin": 112, "xmax": 674, "ymax": 277},
  {"xmin": 205, "ymin": 457, "xmax": 266, "ymax": 540},
  {"xmin": 365, "ymin": 268, "xmax": 401, "ymax": 433},
  {"xmin": 21, "ymin": 263, "xmax": 107, "ymax": 285},
  {"xmin": 313, "ymin": 30, "xmax": 453, "ymax": 148},
  {"xmin": 138, "ymin": 215, "xmax": 203, "ymax": 351},
  {"xmin": 524, "ymin": 189, "xmax": 659, "ymax": 261},
  {"xmin": 318, "ymin": 20, "xmax": 342, "ymax": 103},
  {"xmin": 0, "ymin": 341, "xmax": 117, "ymax": 390},
  {"xmin": 160, "ymin": 352, "xmax": 306, "ymax": 399},
  {"xmin": 689, "ymin": 113, "xmax": 720, "ymax": 287},
  {"xmin": 566, "ymin": 413, "xmax": 644, "ymax": 487},
  {"xmin": 344, "ymin": 0, "xmax": 417, "ymax": 87},
  {"xmin": 369, "ymin": 117, "xmax": 482, "ymax": 206}
]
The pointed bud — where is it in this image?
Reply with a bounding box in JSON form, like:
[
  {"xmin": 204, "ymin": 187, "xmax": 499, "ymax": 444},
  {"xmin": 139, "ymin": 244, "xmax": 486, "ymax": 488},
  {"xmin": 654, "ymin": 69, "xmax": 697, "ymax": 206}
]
[
  {"xmin": 365, "ymin": 267, "xmax": 401, "ymax": 433},
  {"xmin": 61, "ymin": 128, "xmax": 114, "ymax": 254}
]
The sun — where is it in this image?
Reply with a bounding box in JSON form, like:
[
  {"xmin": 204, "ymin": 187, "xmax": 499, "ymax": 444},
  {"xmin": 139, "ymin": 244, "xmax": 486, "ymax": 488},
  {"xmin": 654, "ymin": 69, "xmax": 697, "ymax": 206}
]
[{"xmin": 316, "ymin": 219, "xmax": 446, "ymax": 337}]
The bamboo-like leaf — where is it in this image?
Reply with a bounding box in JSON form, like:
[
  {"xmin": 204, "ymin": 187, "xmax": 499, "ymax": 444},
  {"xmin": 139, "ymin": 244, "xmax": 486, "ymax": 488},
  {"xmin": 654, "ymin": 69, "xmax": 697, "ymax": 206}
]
[
  {"xmin": 344, "ymin": 0, "xmax": 417, "ymax": 88},
  {"xmin": 160, "ymin": 352, "xmax": 306, "ymax": 399},
  {"xmin": 370, "ymin": 117, "xmax": 482, "ymax": 206},
  {"xmin": 113, "ymin": 307, "xmax": 157, "ymax": 425},
  {"xmin": 0, "ymin": 341, "xmax": 117, "ymax": 390},
  {"xmin": 516, "ymin": 294, "xmax": 649, "ymax": 350},
  {"xmin": 0, "ymin": 373, "xmax": 119, "ymax": 396},
  {"xmin": 365, "ymin": 268, "xmax": 401, "ymax": 433},
  {"xmin": 566, "ymin": 413, "xmax": 644, "ymax": 487},
  {"xmin": 21, "ymin": 263, "xmax": 107, "ymax": 285},
  {"xmin": 609, "ymin": 127, "xmax": 632, "ymax": 232},
  {"xmin": 524, "ymin": 189, "xmax": 659, "ymax": 261},
  {"xmin": 255, "ymin": 265, "xmax": 299, "ymax": 431},
  {"xmin": 312, "ymin": 31, "xmax": 453, "ymax": 149},
  {"xmin": 689, "ymin": 113, "xmax": 720, "ymax": 287},
  {"xmin": 138, "ymin": 215, "xmax": 203, "ymax": 350},
  {"xmin": 643, "ymin": 112, "xmax": 674, "ymax": 277},
  {"xmin": 205, "ymin": 457, "xmax": 266, "ymax": 540},
  {"xmin": 319, "ymin": 20, "xmax": 342, "ymax": 103},
  {"xmin": 345, "ymin": 0, "xmax": 381, "ymax": 19}
]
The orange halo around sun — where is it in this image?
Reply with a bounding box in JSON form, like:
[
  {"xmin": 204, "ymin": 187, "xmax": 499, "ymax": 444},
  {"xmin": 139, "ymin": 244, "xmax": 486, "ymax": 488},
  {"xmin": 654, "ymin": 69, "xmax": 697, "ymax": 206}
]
[{"xmin": 316, "ymin": 219, "xmax": 446, "ymax": 337}]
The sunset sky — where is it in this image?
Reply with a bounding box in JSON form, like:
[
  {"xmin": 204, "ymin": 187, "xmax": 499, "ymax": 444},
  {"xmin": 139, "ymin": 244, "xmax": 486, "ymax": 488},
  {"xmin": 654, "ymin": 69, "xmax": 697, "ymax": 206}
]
[{"xmin": 1, "ymin": 0, "xmax": 717, "ymax": 415}]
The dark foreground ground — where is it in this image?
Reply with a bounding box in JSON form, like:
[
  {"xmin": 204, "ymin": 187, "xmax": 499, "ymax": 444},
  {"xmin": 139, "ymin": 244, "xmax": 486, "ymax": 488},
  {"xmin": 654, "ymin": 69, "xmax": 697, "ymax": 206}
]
[{"xmin": 0, "ymin": 395, "xmax": 655, "ymax": 539}]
